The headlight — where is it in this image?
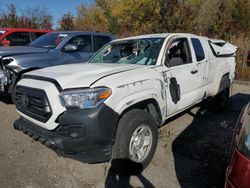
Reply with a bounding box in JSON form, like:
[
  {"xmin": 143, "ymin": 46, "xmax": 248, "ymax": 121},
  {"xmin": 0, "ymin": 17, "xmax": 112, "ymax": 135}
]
[{"xmin": 59, "ymin": 87, "xmax": 112, "ymax": 109}]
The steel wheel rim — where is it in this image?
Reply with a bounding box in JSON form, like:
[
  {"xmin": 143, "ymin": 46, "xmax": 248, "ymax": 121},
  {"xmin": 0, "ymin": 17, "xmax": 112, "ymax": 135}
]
[{"xmin": 129, "ymin": 124, "xmax": 153, "ymax": 163}]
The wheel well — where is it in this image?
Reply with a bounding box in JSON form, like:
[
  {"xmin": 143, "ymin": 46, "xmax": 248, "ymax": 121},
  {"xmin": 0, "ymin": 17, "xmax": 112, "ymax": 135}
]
[{"xmin": 120, "ymin": 99, "xmax": 162, "ymax": 125}]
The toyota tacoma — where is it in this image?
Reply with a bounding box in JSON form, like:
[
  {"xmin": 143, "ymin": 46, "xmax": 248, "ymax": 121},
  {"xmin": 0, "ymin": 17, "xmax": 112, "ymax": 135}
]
[{"xmin": 13, "ymin": 33, "xmax": 237, "ymax": 168}]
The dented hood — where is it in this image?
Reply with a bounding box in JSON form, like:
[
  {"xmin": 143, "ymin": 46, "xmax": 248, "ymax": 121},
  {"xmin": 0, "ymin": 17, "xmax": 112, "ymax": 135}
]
[{"xmin": 25, "ymin": 63, "xmax": 145, "ymax": 89}]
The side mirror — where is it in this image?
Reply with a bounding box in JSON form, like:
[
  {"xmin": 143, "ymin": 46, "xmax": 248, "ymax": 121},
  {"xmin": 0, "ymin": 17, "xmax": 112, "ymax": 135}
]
[
  {"xmin": 1, "ymin": 39, "xmax": 10, "ymax": 47},
  {"xmin": 62, "ymin": 44, "xmax": 78, "ymax": 52}
]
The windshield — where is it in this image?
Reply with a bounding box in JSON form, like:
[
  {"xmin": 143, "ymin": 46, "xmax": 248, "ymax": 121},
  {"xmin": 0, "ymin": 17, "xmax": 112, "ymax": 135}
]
[
  {"xmin": 30, "ymin": 33, "xmax": 69, "ymax": 49},
  {"xmin": 0, "ymin": 30, "xmax": 6, "ymax": 37},
  {"xmin": 89, "ymin": 38, "xmax": 164, "ymax": 65}
]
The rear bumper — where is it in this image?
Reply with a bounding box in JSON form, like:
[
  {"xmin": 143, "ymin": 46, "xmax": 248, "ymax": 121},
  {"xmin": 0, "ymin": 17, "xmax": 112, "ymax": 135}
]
[{"xmin": 14, "ymin": 104, "xmax": 119, "ymax": 163}]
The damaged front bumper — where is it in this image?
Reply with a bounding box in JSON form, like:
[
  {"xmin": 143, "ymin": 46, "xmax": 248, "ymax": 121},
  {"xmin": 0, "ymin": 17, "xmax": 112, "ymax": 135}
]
[{"xmin": 0, "ymin": 56, "xmax": 13, "ymax": 94}]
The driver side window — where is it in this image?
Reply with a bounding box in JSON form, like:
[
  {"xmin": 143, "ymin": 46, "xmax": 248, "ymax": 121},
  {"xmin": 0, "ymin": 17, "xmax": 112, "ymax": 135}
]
[
  {"xmin": 66, "ymin": 35, "xmax": 92, "ymax": 52},
  {"xmin": 166, "ymin": 38, "xmax": 192, "ymax": 67}
]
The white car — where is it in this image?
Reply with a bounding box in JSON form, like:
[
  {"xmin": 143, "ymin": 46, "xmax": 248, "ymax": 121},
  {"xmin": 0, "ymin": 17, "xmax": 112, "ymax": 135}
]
[{"xmin": 13, "ymin": 33, "xmax": 237, "ymax": 169}]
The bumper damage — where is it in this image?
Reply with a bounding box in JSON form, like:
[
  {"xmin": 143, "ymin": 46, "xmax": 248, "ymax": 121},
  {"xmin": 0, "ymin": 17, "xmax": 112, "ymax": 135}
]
[{"xmin": 14, "ymin": 104, "xmax": 119, "ymax": 163}]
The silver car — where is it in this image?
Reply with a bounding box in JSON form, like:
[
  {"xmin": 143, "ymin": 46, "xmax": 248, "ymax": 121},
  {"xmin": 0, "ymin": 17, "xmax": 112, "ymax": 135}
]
[{"xmin": 0, "ymin": 31, "xmax": 115, "ymax": 95}]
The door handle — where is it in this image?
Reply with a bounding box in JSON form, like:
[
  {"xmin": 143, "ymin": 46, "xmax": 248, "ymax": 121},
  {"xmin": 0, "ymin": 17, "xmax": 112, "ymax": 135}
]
[{"xmin": 191, "ymin": 69, "xmax": 198, "ymax": 74}]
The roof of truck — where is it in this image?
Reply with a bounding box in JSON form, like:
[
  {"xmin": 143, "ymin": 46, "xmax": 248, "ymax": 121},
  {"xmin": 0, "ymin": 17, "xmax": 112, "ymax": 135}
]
[{"xmin": 113, "ymin": 33, "xmax": 206, "ymax": 41}]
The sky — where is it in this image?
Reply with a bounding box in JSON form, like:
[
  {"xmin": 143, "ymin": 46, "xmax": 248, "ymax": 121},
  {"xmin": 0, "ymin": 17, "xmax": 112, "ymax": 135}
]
[{"xmin": 0, "ymin": 0, "xmax": 94, "ymax": 27}]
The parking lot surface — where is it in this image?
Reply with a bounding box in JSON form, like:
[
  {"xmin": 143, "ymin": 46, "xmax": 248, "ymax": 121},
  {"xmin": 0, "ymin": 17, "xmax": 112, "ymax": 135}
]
[{"xmin": 0, "ymin": 82, "xmax": 250, "ymax": 188}]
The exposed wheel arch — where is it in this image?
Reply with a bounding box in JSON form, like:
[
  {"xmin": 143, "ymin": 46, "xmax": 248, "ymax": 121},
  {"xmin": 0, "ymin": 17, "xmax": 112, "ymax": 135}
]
[
  {"xmin": 119, "ymin": 98, "xmax": 162, "ymax": 126},
  {"xmin": 217, "ymin": 73, "xmax": 230, "ymax": 94}
]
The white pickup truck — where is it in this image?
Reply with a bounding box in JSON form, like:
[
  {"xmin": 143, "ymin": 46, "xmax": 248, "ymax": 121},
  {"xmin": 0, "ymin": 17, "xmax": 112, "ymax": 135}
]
[{"xmin": 13, "ymin": 33, "xmax": 237, "ymax": 168}]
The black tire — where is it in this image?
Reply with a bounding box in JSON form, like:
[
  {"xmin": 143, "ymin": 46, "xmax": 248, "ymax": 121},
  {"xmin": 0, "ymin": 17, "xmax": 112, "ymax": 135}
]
[
  {"xmin": 208, "ymin": 87, "xmax": 230, "ymax": 112},
  {"xmin": 112, "ymin": 109, "xmax": 158, "ymax": 172}
]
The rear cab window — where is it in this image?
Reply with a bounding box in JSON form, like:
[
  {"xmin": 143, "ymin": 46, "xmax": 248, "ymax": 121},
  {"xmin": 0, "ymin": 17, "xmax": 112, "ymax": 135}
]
[
  {"xmin": 93, "ymin": 36, "xmax": 111, "ymax": 52},
  {"xmin": 191, "ymin": 38, "xmax": 205, "ymax": 61}
]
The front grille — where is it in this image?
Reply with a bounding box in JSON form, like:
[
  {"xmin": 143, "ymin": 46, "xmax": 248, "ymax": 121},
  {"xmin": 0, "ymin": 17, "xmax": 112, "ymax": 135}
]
[{"xmin": 14, "ymin": 86, "xmax": 52, "ymax": 123}]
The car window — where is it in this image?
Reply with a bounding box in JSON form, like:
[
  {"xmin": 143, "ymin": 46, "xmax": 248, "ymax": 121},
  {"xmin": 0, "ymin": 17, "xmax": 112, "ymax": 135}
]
[
  {"xmin": 30, "ymin": 33, "xmax": 69, "ymax": 49},
  {"xmin": 36, "ymin": 32, "xmax": 47, "ymax": 38},
  {"xmin": 66, "ymin": 35, "xmax": 92, "ymax": 52},
  {"xmin": 191, "ymin": 38, "xmax": 205, "ymax": 61},
  {"xmin": 89, "ymin": 38, "xmax": 164, "ymax": 65},
  {"xmin": 167, "ymin": 38, "xmax": 192, "ymax": 67},
  {"xmin": 5, "ymin": 32, "xmax": 31, "ymax": 46},
  {"xmin": 94, "ymin": 36, "xmax": 111, "ymax": 52}
]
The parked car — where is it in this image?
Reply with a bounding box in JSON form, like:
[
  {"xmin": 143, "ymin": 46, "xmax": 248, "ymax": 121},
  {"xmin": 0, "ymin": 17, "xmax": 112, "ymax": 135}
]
[
  {"xmin": 0, "ymin": 28, "xmax": 52, "ymax": 47},
  {"xmin": 13, "ymin": 33, "xmax": 237, "ymax": 169},
  {"xmin": 0, "ymin": 31, "xmax": 115, "ymax": 95},
  {"xmin": 225, "ymin": 102, "xmax": 250, "ymax": 188}
]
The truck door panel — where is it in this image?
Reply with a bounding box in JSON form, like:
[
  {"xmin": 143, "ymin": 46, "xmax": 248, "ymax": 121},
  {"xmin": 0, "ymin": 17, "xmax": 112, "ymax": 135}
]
[{"xmin": 164, "ymin": 37, "xmax": 200, "ymax": 116}]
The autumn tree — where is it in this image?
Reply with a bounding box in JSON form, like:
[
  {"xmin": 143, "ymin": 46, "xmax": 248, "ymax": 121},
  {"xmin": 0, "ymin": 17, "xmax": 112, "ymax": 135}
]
[
  {"xmin": 58, "ymin": 12, "xmax": 75, "ymax": 31},
  {"xmin": 74, "ymin": 3, "xmax": 108, "ymax": 32},
  {"xmin": 0, "ymin": 4, "xmax": 18, "ymax": 27}
]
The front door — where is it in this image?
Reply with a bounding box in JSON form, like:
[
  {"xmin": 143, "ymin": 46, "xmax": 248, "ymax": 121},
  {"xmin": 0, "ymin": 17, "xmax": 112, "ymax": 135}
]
[{"xmin": 163, "ymin": 37, "xmax": 200, "ymax": 116}]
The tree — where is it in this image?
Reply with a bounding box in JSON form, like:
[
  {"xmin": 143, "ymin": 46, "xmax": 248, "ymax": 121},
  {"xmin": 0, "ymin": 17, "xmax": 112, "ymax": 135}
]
[
  {"xmin": 20, "ymin": 5, "xmax": 53, "ymax": 29},
  {"xmin": 74, "ymin": 3, "xmax": 108, "ymax": 32},
  {"xmin": 0, "ymin": 3, "xmax": 18, "ymax": 27},
  {"xmin": 58, "ymin": 12, "xmax": 75, "ymax": 31}
]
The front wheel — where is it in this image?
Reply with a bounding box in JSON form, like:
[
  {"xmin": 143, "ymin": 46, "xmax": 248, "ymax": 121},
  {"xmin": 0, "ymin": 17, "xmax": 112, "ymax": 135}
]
[{"xmin": 112, "ymin": 109, "xmax": 158, "ymax": 171}]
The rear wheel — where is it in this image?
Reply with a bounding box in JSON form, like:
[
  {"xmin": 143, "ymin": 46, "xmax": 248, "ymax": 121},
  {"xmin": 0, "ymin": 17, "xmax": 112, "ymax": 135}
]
[
  {"xmin": 112, "ymin": 109, "xmax": 158, "ymax": 171},
  {"xmin": 209, "ymin": 87, "xmax": 230, "ymax": 112}
]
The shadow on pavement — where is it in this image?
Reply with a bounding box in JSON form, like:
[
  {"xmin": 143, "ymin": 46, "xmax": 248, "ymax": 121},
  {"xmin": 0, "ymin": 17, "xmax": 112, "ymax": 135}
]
[
  {"xmin": 105, "ymin": 159, "xmax": 155, "ymax": 188},
  {"xmin": 172, "ymin": 93, "xmax": 250, "ymax": 188}
]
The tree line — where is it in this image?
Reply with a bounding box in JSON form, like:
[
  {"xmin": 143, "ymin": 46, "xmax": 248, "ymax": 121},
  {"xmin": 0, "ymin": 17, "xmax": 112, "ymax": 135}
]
[
  {"xmin": 0, "ymin": 4, "xmax": 52, "ymax": 29},
  {"xmin": 0, "ymin": 1, "xmax": 249, "ymax": 80}
]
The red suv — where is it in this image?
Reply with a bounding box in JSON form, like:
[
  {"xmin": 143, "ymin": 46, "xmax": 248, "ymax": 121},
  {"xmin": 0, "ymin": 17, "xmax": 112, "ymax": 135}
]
[{"xmin": 0, "ymin": 28, "xmax": 52, "ymax": 47}]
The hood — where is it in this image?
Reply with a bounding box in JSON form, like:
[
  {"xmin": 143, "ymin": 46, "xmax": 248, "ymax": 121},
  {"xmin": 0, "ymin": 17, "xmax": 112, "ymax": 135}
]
[
  {"xmin": 25, "ymin": 63, "xmax": 145, "ymax": 89},
  {"xmin": 0, "ymin": 46, "xmax": 48, "ymax": 57}
]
